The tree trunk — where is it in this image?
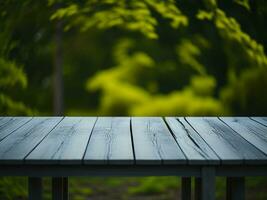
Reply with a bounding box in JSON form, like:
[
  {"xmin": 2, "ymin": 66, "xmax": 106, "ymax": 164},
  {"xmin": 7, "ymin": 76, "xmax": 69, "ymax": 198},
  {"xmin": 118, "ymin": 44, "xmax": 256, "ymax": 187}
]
[{"xmin": 53, "ymin": 18, "xmax": 64, "ymax": 116}]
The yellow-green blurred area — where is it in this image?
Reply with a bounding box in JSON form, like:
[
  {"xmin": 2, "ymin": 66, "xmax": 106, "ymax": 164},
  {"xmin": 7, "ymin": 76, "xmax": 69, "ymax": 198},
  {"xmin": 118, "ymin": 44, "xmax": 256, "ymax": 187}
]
[{"xmin": 1, "ymin": 0, "xmax": 267, "ymax": 199}]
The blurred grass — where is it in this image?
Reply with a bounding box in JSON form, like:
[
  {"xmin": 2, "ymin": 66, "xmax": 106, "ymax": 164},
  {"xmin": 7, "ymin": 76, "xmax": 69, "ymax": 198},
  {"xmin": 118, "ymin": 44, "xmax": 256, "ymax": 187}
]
[{"xmin": 0, "ymin": 177, "xmax": 267, "ymax": 200}]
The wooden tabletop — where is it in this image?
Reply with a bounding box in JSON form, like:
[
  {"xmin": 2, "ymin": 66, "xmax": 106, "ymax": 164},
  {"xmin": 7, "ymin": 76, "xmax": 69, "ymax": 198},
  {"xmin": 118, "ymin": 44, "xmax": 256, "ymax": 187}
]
[{"xmin": 0, "ymin": 117, "xmax": 266, "ymax": 165}]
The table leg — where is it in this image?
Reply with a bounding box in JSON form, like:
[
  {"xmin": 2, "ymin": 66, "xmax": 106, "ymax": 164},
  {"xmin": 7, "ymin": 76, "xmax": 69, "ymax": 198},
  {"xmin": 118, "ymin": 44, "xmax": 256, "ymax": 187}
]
[
  {"xmin": 52, "ymin": 177, "xmax": 69, "ymax": 200},
  {"xmin": 201, "ymin": 167, "xmax": 215, "ymax": 200},
  {"xmin": 226, "ymin": 177, "xmax": 245, "ymax": 200},
  {"xmin": 181, "ymin": 177, "xmax": 191, "ymax": 200},
  {"xmin": 63, "ymin": 177, "xmax": 69, "ymax": 200},
  {"xmin": 28, "ymin": 177, "xmax": 42, "ymax": 200},
  {"xmin": 195, "ymin": 177, "xmax": 201, "ymax": 200}
]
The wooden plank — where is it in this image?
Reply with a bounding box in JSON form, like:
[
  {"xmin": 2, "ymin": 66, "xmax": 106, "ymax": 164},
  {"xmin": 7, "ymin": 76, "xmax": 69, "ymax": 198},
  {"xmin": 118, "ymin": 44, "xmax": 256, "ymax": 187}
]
[
  {"xmin": 201, "ymin": 167, "xmax": 215, "ymax": 200},
  {"xmin": 186, "ymin": 117, "xmax": 267, "ymax": 164},
  {"xmin": 0, "ymin": 117, "xmax": 62, "ymax": 164},
  {"xmin": 0, "ymin": 117, "xmax": 14, "ymax": 139},
  {"xmin": 226, "ymin": 177, "xmax": 245, "ymax": 200},
  {"xmin": 0, "ymin": 117, "xmax": 32, "ymax": 141},
  {"xmin": 0, "ymin": 117, "xmax": 13, "ymax": 127},
  {"xmin": 165, "ymin": 117, "xmax": 219, "ymax": 165},
  {"xmin": 131, "ymin": 117, "xmax": 186, "ymax": 165},
  {"xmin": 84, "ymin": 117, "xmax": 134, "ymax": 165},
  {"xmin": 26, "ymin": 117, "xmax": 96, "ymax": 164},
  {"xmin": 28, "ymin": 177, "xmax": 42, "ymax": 200},
  {"xmin": 220, "ymin": 117, "xmax": 267, "ymax": 155},
  {"xmin": 251, "ymin": 117, "xmax": 267, "ymax": 126}
]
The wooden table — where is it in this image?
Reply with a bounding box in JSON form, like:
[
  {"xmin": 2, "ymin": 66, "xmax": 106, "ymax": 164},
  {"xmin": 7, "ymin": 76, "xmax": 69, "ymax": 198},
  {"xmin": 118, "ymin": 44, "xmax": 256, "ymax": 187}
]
[{"xmin": 0, "ymin": 117, "xmax": 267, "ymax": 200}]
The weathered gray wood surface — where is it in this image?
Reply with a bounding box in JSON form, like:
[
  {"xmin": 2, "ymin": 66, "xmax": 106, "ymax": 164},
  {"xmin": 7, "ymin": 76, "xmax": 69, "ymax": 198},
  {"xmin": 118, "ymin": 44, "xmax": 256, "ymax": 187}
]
[
  {"xmin": 0, "ymin": 117, "xmax": 62, "ymax": 164},
  {"xmin": 26, "ymin": 117, "xmax": 96, "ymax": 164},
  {"xmin": 220, "ymin": 117, "xmax": 267, "ymax": 155},
  {"xmin": 0, "ymin": 117, "xmax": 13, "ymax": 126},
  {"xmin": 0, "ymin": 117, "xmax": 32, "ymax": 141},
  {"xmin": 0, "ymin": 117, "xmax": 266, "ymax": 165},
  {"xmin": 131, "ymin": 117, "xmax": 186, "ymax": 164},
  {"xmin": 186, "ymin": 117, "xmax": 267, "ymax": 164},
  {"xmin": 84, "ymin": 117, "xmax": 134, "ymax": 164},
  {"xmin": 251, "ymin": 117, "xmax": 267, "ymax": 127},
  {"xmin": 165, "ymin": 117, "xmax": 219, "ymax": 164}
]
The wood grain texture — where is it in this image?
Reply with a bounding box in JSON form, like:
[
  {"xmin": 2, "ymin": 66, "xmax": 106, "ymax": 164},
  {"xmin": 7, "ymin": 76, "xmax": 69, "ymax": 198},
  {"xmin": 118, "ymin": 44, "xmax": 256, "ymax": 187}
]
[
  {"xmin": 84, "ymin": 117, "xmax": 134, "ymax": 165},
  {"xmin": 220, "ymin": 117, "xmax": 267, "ymax": 155},
  {"xmin": 165, "ymin": 117, "xmax": 219, "ymax": 165},
  {"xmin": 131, "ymin": 117, "xmax": 186, "ymax": 165},
  {"xmin": 251, "ymin": 117, "xmax": 267, "ymax": 127},
  {"xmin": 0, "ymin": 116, "xmax": 267, "ymax": 166},
  {"xmin": 187, "ymin": 117, "xmax": 267, "ymax": 164},
  {"xmin": 0, "ymin": 117, "xmax": 13, "ymax": 126},
  {"xmin": 0, "ymin": 117, "xmax": 62, "ymax": 164},
  {"xmin": 26, "ymin": 117, "xmax": 96, "ymax": 164},
  {"xmin": 0, "ymin": 117, "xmax": 32, "ymax": 141}
]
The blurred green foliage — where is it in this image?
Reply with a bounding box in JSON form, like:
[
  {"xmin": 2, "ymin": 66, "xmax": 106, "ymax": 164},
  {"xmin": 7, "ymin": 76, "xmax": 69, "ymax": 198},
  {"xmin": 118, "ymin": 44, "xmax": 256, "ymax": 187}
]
[
  {"xmin": 1, "ymin": 0, "xmax": 267, "ymax": 116},
  {"xmin": 50, "ymin": 0, "xmax": 267, "ymax": 116},
  {"xmin": 0, "ymin": 1, "xmax": 32, "ymax": 115},
  {"xmin": 1, "ymin": 176, "xmax": 267, "ymax": 200},
  {"xmin": 50, "ymin": 0, "xmax": 188, "ymax": 39}
]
